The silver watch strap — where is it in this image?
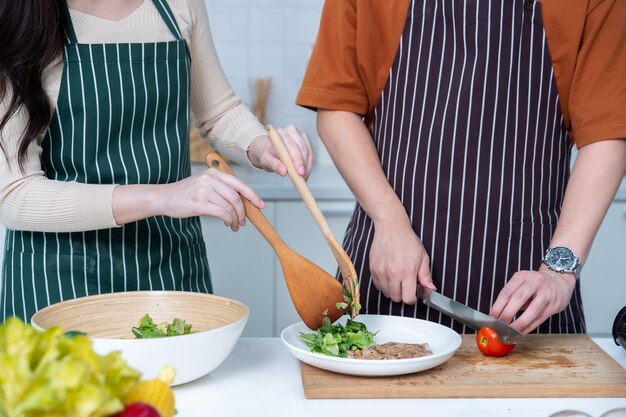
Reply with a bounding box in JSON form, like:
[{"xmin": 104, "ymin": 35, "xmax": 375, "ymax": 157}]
[{"xmin": 572, "ymin": 260, "xmax": 582, "ymax": 280}]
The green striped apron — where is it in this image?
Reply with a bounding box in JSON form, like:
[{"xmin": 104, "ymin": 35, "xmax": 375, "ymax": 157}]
[{"xmin": 1, "ymin": 0, "xmax": 212, "ymax": 323}]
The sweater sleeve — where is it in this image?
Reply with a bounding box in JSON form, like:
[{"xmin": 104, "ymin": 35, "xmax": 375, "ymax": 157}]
[
  {"xmin": 187, "ymin": 0, "xmax": 266, "ymax": 166},
  {"xmin": 0, "ymin": 85, "xmax": 117, "ymax": 233},
  {"xmin": 0, "ymin": 0, "xmax": 268, "ymax": 233}
]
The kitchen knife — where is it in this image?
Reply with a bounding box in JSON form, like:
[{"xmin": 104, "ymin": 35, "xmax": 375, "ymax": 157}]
[{"xmin": 417, "ymin": 285, "xmax": 526, "ymax": 344}]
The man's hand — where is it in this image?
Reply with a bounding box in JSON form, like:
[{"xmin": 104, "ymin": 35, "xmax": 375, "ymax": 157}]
[
  {"xmin": 490, "ymin": 266, "xmax": 576, "ymax": 334},
  {"xmin": 369, "ymin": 216, "xmax": 435, "ymax": 304}
]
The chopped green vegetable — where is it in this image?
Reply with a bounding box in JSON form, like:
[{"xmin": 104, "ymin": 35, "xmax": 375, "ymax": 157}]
[
  {"xmin": 299, "ymin": 316, "xmax": 377, "ymax": 358},
  {"xmin": 336, "ymin": 293, "xmax": 361, "ymax": 312},
  {"xmin": 0, "ymin": 317, "xmax": 140, "ymax": 417},
  {"xmin": 131, "ymin": 314, "xmax": 193, "ymax": 339}
]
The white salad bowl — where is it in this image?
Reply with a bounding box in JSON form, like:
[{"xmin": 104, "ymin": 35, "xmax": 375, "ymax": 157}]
[
  {"xmin": 281, "ymin": 314, "xmax": 462, "ymax": 377},
  {"xmin": 31, "ymin": 291, "xmax": 248, "ymax": 385}
]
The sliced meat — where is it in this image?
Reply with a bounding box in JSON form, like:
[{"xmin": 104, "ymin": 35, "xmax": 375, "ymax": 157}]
[{"xmin": 348, "ymin": 341, "xmax": 433, "ymax": 360}]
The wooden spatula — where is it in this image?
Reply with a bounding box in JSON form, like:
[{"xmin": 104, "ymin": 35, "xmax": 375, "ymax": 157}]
[
  {"xmin": 266, "ymin": 126, "xmax": 360, "ymax": 318},
  {"xmin": 205, "ymin": 153, "xmax": 346, "ymax": 330}
]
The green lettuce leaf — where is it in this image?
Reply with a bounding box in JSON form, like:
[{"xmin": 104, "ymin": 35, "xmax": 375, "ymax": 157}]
[
  {"xmin": 132, "ymin": 314, "xmax": 193, "ymax": 339},
  {"xmin": 299, "ymin": 317, "xmax": 377, "ymax": 358}
]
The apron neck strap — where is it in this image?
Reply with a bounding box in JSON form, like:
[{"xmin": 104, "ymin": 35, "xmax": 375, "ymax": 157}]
[
  {"xmin": 62, "ymin": 0, "xmax": 79, "ymax": 44},
  {"xmin": 150, "ymin": 0, "xmax": 184, "ymax": 41},
  {"xmin": 61, "ymin": 0, "xmax": 184, "ymax": 45}
]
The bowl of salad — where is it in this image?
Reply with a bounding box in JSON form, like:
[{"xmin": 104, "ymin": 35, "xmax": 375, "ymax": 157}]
[{"xmin": 31, "ymin": 290, "xmax": 249, "ymax": 385}]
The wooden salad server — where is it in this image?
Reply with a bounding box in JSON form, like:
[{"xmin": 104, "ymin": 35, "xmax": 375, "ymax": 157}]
[
  {"xmin": 205, "ymin": 153, "xmax": 346, "ymax": 330},
  {"xmin": 266, "ymin": 125, "xmax": 360, "ymax": 318}
]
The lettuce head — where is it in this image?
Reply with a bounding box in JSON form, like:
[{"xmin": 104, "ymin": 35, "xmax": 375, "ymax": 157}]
[{"xmin": 0, "ymin": 317, "xmax": 141, "ymax": 417}]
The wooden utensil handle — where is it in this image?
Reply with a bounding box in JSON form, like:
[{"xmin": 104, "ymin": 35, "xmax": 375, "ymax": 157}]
[
  {"xmin": 205, "ymin": 153, "xmax": 284, "ymax": 250},
  {"xmin": 266, "ymin": 125, "xmax": 339, "ymax": 245}
]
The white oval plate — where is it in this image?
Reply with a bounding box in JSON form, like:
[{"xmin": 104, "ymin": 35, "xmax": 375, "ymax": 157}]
[{"xmin": 281, "ymin": 314, "xmax": 462, "ymax": 377}]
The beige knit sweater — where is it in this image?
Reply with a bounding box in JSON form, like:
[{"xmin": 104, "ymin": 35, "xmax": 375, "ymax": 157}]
[{"xmin": 0, "ymin": 0, "xmax": 266, "ymax": 232}]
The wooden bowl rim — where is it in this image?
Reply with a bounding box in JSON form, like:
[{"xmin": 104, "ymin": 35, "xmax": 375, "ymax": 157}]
[{"xmin": 31, "ymin": 290, "xmax": 249, "ymax": 339}]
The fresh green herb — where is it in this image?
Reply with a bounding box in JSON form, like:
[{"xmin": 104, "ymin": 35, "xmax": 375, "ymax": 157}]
[
  {"xmin": 131, "ymin": 314, "xmax": 194, "ymax": 338},
  {"xmin": 336, "ymin": 293, "xmax": 361, "ymax": 312},
  {"xmin": 299, "ymin": 316, "xmax": 377, "ymax": 358}
]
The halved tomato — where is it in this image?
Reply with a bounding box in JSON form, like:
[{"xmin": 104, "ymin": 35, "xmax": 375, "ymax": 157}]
[{"xmin": 476, "ymin": 326, "xmax": 516, "ymax": 357}]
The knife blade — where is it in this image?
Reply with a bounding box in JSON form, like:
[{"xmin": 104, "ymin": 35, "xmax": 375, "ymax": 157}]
[{"xmin": 417, "ymin": 285, "xmax": 526, "ymax": 344}]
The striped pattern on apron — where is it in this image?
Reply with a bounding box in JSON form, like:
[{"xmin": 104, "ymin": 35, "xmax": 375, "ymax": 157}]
[
  {"xmin": 342, "ymin": 0, "xmax": 585, "ymax": 333},
  {"xmin": 1, "ymin": 0, "xmax": 212, "ymax": 323}
]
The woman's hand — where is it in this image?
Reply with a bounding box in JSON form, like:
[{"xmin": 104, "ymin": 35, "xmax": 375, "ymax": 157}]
[
  {"xmin": 369, "ymin": 216, "xmax": 435, "ymax": 304},
  {"xmin": 112, "ymin": 169, "xmax": 265, "ymax": 231},
  {"xmin": 490, "ymin": 266, "xmax": 576, "ymax": 334},
  {"xmin": 247, "ymin": 124, "xmax": 314, "ymax": 180}
]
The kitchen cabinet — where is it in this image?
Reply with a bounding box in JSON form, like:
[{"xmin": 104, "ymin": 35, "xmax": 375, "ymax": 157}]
[
  {"xmin": 198, "ymin": 203, "xmax": 277, "ymax": 337},
  {"xmin": 273, "ymin": 200, "xmax": 355, "ymax": 333},
  {"xmin": 203, "ymin": 199, "xmax": 626, "ymax": 337},
  {"xmin": 200, "ymin": 199, "xmax": 354, "ymax": 337},
  {"xmin": 0, "ymin": 174, "xmax": 623, "ymax": 337}
]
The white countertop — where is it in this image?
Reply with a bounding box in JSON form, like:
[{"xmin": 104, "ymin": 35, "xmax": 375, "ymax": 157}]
[
  {"xmin": 172, "ymin": 337, "xmax": 626, "ymax": 417},
  {"xmin": 194, "ymin": 161, "xmax": 626, "ymax": 202}
]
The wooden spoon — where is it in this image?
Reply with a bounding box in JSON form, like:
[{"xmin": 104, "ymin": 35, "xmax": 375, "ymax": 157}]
[
  {"xmin": 266, "ymin": 125, "xmax": 360, "ymax": 318},
  {"xmin": 205, "ymin": 153, "xmax": 346, "ymax": 330}
]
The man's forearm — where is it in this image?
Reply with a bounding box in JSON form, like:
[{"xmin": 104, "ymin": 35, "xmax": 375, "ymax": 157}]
[
  {"xmin": 550, "ymin": 139, "xmax": 626, "ymax": 263},
  {"xmin": 317, "ymin": 110, "xmax": 408, "ymax": 225}
]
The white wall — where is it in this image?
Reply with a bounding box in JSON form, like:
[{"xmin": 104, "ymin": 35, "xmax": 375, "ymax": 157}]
[{"xmin": 203, "ymin": 0, "xmax": 331, "ymax": 164}]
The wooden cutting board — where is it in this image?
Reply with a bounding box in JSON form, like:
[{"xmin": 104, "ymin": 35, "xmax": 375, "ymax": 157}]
[{"xmin": 300, "ymin": 335, "xmax": 626, "ymax": 399}]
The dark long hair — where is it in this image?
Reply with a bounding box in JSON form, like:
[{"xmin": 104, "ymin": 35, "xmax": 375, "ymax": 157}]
[{"xmin": 0, "ymin": 0, "xmax": 67, "ymax": 170}]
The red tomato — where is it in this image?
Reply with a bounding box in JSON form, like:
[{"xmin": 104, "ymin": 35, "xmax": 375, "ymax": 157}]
[
  {"xmin": 476, "ymin": 326, "xmax": 516, "ymax": 357},
  {"xmin": 114, "ymin": 403, "xmax": 161, "ymax": 417}
]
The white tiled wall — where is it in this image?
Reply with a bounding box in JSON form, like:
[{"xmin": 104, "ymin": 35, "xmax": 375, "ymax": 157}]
[{"xmin": 203, "ymin": 0, "xmax": 332, "ymax": 164}]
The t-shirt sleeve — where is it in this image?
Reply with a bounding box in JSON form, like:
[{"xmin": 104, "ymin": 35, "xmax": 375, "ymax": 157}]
[
  {"xmin": 569, "ymin": 0, "xmax": 626, "ymax": 147},
  {"xmin": 296, "ymin": 0, "xmax": 369, "ymax": 116}
]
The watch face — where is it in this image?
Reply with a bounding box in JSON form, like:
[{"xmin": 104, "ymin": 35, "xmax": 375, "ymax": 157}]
[{"xmin": 545, "ymin": 247, "xmax": 575, "ymax": 271}]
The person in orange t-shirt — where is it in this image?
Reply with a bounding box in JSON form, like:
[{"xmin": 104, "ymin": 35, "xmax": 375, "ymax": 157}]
[{"xmin": 297, "ymin": 0, "xmax": 626, "ymax": 334}]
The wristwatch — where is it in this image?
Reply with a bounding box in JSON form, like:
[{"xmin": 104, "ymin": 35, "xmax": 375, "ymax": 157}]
[{"xmin": 541, "ymin": 246, "xmax": 583, "ymax": 280}]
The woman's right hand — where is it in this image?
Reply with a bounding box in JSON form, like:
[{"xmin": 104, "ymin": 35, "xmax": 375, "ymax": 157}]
[
  {"xmin": 369, "ymin": 216, "xmax": 435, "ymax": 305},
  {"xmin": 162, "ymin": 169, "xmax": 264, "ymax": 231},
  {"xmin": 113, "ymin": 169, "xmax": 264, "ymax": 231}
]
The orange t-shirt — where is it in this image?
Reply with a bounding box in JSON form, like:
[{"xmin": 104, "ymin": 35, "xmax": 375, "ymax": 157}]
[{"xmin": 296, "ymin": 0, "xmax": 626, "ymax": 148}]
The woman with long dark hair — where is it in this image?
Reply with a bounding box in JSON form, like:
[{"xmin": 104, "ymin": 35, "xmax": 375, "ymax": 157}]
[{"xmin": 0, "ymin": 0, "xmax": 314, "ymax": 322}]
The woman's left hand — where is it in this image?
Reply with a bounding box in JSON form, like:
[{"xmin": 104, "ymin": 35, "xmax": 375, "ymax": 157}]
[
  {"xmin": 247, "ymin": 124, "xmax": 314, "ymax": 180},
  {"xmin": 490, "ymin": 266, "xmax": 576, "ymax": 334}
]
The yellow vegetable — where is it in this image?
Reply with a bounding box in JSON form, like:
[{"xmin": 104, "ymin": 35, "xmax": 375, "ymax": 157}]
[{"xmin": 124, "ymin": 366, "xmax": 176, "ymax": 417}]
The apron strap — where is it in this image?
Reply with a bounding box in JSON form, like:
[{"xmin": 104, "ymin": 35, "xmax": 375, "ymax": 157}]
[
  {"xmin": 62, "ymin": 0, "xmax": 79, "ymax": 44},
  {"xmin": 151, "ymin": 0, "xmax": 184, "ymax": 41}
]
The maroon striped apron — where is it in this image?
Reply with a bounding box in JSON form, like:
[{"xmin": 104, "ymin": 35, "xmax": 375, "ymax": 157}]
[{"xmin": 342, "ymin": 0, "xmax": 586, "ymax": 334}]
